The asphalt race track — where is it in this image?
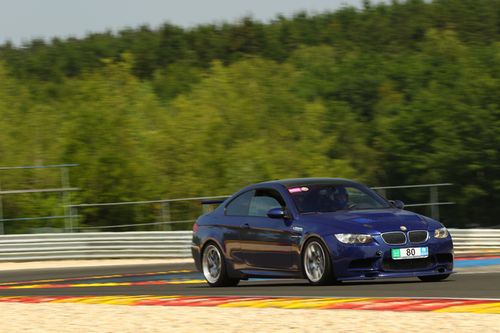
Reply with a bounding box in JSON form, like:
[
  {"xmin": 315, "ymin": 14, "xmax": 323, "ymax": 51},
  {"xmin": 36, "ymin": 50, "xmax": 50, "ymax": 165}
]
[{"xmin": 0, "ymin": 259, "xmax": 499, "ymax": 299}]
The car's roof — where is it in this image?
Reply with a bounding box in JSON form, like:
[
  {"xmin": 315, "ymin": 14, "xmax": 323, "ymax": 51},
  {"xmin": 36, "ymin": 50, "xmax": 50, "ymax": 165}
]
[{"xmin": 256, "ymin": 177, "xmax": 361, "ymax": 188}]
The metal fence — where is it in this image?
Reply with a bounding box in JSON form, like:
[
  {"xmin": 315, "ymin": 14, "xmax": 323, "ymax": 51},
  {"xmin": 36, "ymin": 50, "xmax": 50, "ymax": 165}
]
[
  {"xmin": 0, "ymin": 164, "xmax": 79, "ymax": 234},
  {"xmin": 59, "ymin": 183, "xmax": 454, "ymax": 232},
  {"xmin": 0, "ymin": 229, "xmax": 498, "ymax": 262},
  {"xmin": 0, "ymin": 182, "xmax": 455, "ymax": 233},
  {"xmin": 65, "ymin": 195, "xmax": 229, "ymax": 232},
  {"xmin": 371, "ymin": 183, "xmax": 454, "ymax": 221}
]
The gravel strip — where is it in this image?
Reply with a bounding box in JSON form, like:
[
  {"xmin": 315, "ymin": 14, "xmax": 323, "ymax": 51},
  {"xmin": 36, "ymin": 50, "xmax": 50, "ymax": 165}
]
[{"xmin": 0, "ymin": 303, "xmax": 499, "ymax": 333}]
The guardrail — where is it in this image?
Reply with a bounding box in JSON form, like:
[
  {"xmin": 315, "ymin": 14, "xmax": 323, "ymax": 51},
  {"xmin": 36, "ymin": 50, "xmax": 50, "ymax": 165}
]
[
  {"xmin": 0, "ymin": 229, "xmax": 498, "ymax": 262},
  {"xmin": 0, "ymin": 231, "xmax": 192, "ymax": 261},
  {"xmin": 448, "ymin": 229, "xmax": 500, "ymax": 254}
]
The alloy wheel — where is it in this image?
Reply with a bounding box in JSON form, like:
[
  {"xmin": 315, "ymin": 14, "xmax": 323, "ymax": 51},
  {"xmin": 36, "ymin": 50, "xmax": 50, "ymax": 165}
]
[
  {"xmin": 202, "ymin": 244, "xmax": 222, "ymax": 284},
  {"xmin": 304, "ymin": 241, "xmax": 326, "ymax": 283}
]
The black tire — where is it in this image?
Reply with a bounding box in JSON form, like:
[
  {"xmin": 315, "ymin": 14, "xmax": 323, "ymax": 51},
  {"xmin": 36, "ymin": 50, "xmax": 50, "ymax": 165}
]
[
  {"xmin": 302, "ymin": 238, "xmax": 337, "ymax": 285},
  {"xmin": 202, "ymin": 242, "xmax": 240, "ymax": 287},
  {"xmin": 418, "ymin": 274, "xmax": 450, "ymax": 282}
]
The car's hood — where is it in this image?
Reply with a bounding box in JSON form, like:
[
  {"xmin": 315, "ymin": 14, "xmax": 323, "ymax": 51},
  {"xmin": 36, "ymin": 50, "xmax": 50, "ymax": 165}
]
[{"xmin": 299, "ymin": 209, "xmax": 439, "ymax": 234}]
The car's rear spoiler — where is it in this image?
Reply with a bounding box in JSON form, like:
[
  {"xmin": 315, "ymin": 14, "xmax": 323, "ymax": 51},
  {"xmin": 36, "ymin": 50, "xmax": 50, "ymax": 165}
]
[{"xmin": 201, "ymin": 199, "xmax": 227, "ymax": 205}]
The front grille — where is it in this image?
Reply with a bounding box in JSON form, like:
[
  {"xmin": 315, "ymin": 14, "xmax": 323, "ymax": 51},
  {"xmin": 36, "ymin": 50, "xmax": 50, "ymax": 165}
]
[
  {"xmin": 408, "ymin": 230, "xmax": 428, "ymax": 243},
  {"xmin": 382, "ymin": 257, "xmax": 435, "ymax": 271},
  {"xmin": 381, "ymin": 231, "xmax": 406, "ymax": 245}
]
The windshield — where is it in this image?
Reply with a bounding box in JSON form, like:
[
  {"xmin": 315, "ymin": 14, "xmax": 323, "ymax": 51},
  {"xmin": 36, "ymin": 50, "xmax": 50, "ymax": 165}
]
[{"xmin": 288, "ymin": 183, "xmax": 390, "ymax": 213}]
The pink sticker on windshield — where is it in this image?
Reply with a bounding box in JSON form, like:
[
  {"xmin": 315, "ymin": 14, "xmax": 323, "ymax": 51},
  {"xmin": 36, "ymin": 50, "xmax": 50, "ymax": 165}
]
[{"xmin": 289, "ymin": 187, "xmax": 308, "ymax": 193}]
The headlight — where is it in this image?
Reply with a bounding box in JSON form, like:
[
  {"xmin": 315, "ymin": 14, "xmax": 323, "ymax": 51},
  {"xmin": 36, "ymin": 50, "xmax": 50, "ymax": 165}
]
[
  {"xmin": 434, "ymin": 227, "xmax": 449, "ymax": 238},
  {"xmin": 335, "ymin": 234, "xmax": 373, "ymax": 244}
]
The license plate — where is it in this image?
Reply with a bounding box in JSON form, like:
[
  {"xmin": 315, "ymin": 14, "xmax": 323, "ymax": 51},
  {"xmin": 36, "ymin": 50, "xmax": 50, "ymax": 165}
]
[{"xmin": 392, "ymin": 247, "xmax": 428, "ymax": 260}]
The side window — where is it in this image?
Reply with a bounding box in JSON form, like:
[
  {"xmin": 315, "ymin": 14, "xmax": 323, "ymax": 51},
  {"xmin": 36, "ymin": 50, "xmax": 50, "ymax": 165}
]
[
  {"xmin": 248, "ymin": 189, "xmax": 285, "ymax": 217},
  {"xmin": 225, "ymin": 190, "xmax": 254, "ymax": 216}
]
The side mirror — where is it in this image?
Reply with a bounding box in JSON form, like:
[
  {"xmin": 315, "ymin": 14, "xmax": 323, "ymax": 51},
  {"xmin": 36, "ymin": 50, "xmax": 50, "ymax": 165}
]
[
  {"xmin": 267, "ymin": 207, "xmax": 286, "ymax": 219},
  {"xmin": 389, "ymin": 200, "xmax": 405, "ymax": 209}
]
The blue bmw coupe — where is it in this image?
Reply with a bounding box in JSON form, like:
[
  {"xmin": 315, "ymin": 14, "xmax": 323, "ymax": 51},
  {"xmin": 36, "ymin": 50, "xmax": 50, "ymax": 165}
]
[{"xmin": 191, "ymin": 178, "xmax": 454, "ymax": 286}]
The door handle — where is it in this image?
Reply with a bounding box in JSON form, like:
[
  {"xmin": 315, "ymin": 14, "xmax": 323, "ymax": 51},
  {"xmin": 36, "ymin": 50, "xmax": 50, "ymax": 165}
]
[{"xmin": 240, "ymin": 223, "xmax": 250, "ymax": 229}]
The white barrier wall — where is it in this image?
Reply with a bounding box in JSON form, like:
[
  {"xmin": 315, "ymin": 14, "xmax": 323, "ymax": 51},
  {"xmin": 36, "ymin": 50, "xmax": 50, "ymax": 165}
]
[
  {"xmin": 447, "ymin": 229, "xmax": 500, "ymax": 254},
  {"xmin": 0, "ymin": 231, "xmax": 192, "ymax": 261},
  {"xmin": 0, "ymin": 229, "xmax": 498, "ymax": 261}
]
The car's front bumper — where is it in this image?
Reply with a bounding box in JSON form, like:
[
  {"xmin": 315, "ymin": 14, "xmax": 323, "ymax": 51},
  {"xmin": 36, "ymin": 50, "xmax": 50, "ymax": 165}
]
[{"xmin": 324, "ymin": 234, "xmax": 454, "ymax": 281}]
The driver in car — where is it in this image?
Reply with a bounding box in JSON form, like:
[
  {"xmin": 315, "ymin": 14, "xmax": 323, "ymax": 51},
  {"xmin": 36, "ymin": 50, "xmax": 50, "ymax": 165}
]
[{"xmin": 317, "ymin": 186, "xmax": 349, "ymax": 211}]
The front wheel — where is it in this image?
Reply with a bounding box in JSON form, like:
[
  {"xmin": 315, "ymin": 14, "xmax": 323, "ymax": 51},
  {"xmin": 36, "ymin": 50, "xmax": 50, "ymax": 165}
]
[
  {"xmin": 202, "ymin": 243, "xmax": 239, "ymax": 287},
  {"xmin": 418, "ymin": 274, "xmax": 450, "ymax": 282},
  {"xmin": 302, "ymin": 239, "xmax": 337, "ymax": 285}
]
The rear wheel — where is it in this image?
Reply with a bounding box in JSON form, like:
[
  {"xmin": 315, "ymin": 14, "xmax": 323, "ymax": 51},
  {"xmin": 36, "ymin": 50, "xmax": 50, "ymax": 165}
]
[
  {"xmin": 302, "ymin": 239, "xmax": 336, "ymax": 285},
  {"xmin": 418, "ymin": 274, "xmax": 450, "ymax": 282},
  {"xmin": 202, "ymin": 243, "xmax": 239, "ymax": 287}
]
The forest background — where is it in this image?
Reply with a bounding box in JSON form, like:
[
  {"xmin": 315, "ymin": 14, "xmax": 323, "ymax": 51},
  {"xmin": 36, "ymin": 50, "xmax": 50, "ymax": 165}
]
[{"xmin": 0, "ymin": 0, "xmax": 499, "ymax": 232}]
